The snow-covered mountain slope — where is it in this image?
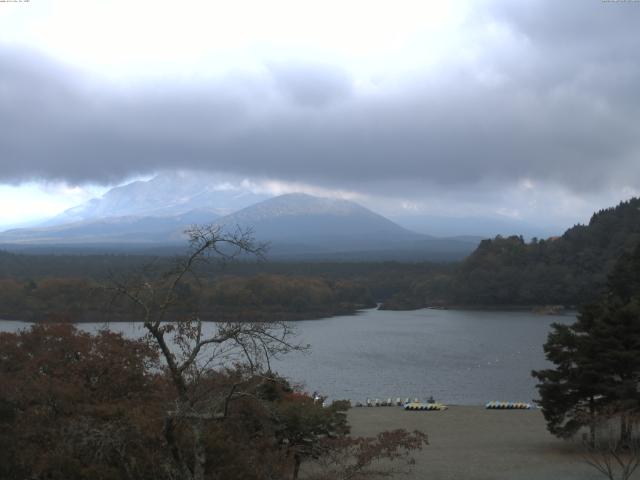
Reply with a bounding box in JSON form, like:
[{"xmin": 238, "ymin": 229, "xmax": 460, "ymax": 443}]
[
  {"xmin": 0, "ymin": 209, "xmax": 219, "ymax": 244},
  {"xmin": 45, "ymin": 172, "xmax": 269, "ymax": 225}
]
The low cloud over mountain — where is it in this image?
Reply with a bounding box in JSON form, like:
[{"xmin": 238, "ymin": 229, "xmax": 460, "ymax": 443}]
[{"xmin": 2, "ymin": 1, "xmax": 639, "ymax": 228}]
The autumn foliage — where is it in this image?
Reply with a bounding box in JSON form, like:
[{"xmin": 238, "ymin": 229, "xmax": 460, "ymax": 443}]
[
  {"xmin": 0, "ymin": 324, "xmax": 426, "ymax": 480},
  {"xmin": 0, "ymin": 324, "xmax": 166, "ymax": 479}
]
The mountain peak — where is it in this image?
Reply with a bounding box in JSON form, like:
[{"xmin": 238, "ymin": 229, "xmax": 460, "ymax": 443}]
[
  {"xmin": 213, "ymin": 193, "xmax": 417, "ymax": 244},
  {"xmin": 217, "ymin": 193, "xmax": 375, "ymax": 223}
]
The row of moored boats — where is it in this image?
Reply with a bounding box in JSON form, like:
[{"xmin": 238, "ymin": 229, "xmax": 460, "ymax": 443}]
[{"xmin": 352, "ymin": 397, "xmax": 533, "ymax": 411}]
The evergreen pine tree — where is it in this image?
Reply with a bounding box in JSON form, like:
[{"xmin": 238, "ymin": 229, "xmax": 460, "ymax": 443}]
[{"xmin": 533, "ymin": 243, "xmax": 640, "ymax": 443}]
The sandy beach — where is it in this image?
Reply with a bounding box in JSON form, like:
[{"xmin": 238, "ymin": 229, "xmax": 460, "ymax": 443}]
[{"xmin": 347, "ymin": 406, "xmax": 611, "ymax": 480}]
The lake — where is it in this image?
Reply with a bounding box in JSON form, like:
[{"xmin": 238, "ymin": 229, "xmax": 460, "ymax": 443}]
[{"xmin": 0, "ymin": 308, "xmax": 574, "ymax": 405}]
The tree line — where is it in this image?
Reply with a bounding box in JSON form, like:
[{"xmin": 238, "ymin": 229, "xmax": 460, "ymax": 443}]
[
  {"xmin": 0, "ymin": 249, "xmax": 450, "ymax": 321},
  {"xmin": 0, "ymin": 273, "xmax": 376, "ymax": 323}
]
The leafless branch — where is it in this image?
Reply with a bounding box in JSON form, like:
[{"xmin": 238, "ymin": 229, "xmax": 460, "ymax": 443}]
[{"xmin": 105, "ymin": 224, "xmax": 299, "ymax": 480}]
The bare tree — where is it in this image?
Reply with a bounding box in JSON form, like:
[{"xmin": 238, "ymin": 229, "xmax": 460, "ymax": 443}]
[
  {"xmin": 582, "ymin": 411, "xmax": 640, "ymax": 480},
  {"xmin": 109, "ymin": 225, "xmax": 304, "ymax": 480}
]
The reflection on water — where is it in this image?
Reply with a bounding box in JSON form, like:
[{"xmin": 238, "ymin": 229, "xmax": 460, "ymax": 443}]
[{"xmin": 0, "ymin": 308, "xmax": 574, "ymax": 405}]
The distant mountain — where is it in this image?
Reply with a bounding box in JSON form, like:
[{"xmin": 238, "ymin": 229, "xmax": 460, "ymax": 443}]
[
  {"xmin": 214, "ymin": 193, "xmax": 479, "ymax": 260},
  {"xmin": 216, "ymin": 193, "xmax": 414, "ymax": 241},
  {"xmin": 0, "ymin": 209, "xmax": 219, "ymax": 245},
  {"xmin": 45, "ymin": 171, "xmax": 269, "ymax": 225},
  {"xmin": 0, "ymin": 192, "xmax": 480, "ymax": 260}
]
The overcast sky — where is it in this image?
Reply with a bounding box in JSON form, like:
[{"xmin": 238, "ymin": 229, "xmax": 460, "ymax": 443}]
[{"xmin": 1, "ymin": 0, "xmax": 640, "ymax": 229}]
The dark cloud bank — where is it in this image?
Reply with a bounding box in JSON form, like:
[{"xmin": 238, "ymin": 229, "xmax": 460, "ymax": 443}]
[{"xmin": 1, "ymin": 0, "xmax": 640, "ymax": 198}]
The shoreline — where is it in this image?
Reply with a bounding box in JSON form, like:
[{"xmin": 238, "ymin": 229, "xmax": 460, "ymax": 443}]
[
  {"xmin": 0, "ymin": 304, "xmax": 575, "ymax": 325},
  {"xmin": 0, "ymin": 302, "xmax": 379, "ymax": 325},
  {"xmin": 380, "ymin": 304, "xmax": 578, "ymax": 315},
  {"xmin": 347, "ymin": 405, "xmax": 600, "ymax": 480}
]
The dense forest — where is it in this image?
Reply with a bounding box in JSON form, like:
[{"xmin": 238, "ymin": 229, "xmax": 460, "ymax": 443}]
[
  {"xmin": 0, "ymin": 250, "xmax": 449, "ymax": 322},
  {"xmin": 0, "ymin": 274, "xmax": 379, "ymax": 323},
  {"xmin": 384, "ymin": 198, "xmax": 640, "ymax": 309}
]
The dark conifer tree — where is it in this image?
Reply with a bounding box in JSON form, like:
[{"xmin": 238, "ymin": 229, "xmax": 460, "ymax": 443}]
[{"xmin": 533, "ymin": 242, "xmax": 640, "ymax": 443}]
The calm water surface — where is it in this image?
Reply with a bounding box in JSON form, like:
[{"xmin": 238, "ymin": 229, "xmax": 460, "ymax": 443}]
[{"xmin": 0, "ymin": 308, "xmax": 574, "ymax": 405}]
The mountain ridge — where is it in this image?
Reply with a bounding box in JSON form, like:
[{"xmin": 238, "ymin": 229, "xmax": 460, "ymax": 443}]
[{"xmin": 0, "ymin": 192, "xmax": 479, "ymax": 261}]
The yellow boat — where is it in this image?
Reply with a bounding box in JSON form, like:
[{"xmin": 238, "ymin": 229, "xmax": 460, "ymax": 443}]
[{"xmin": 404, "ymin": 402, "xmax": 447, "ymax": 411}]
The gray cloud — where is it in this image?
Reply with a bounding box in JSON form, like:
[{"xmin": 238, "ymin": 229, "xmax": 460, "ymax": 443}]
[
  {"xmin": 268, "ymin": 61, "xmax": 353, "ymax": 107},
  {"xmin": 1, "ymin": 0, "xmax": 640, "ymax": 199}
]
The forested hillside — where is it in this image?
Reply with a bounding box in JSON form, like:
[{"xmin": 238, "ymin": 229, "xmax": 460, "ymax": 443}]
[
  {"xmin": 384, "ymin": 198, "xmax": 640, "ymax": 308},
  {"xmin": 0, "ymin": 251, "xmax": 449, "ymax": 321},
  {"xmin": 0, "ymin": 274, "xmax": 377, "ymax": 323}
]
